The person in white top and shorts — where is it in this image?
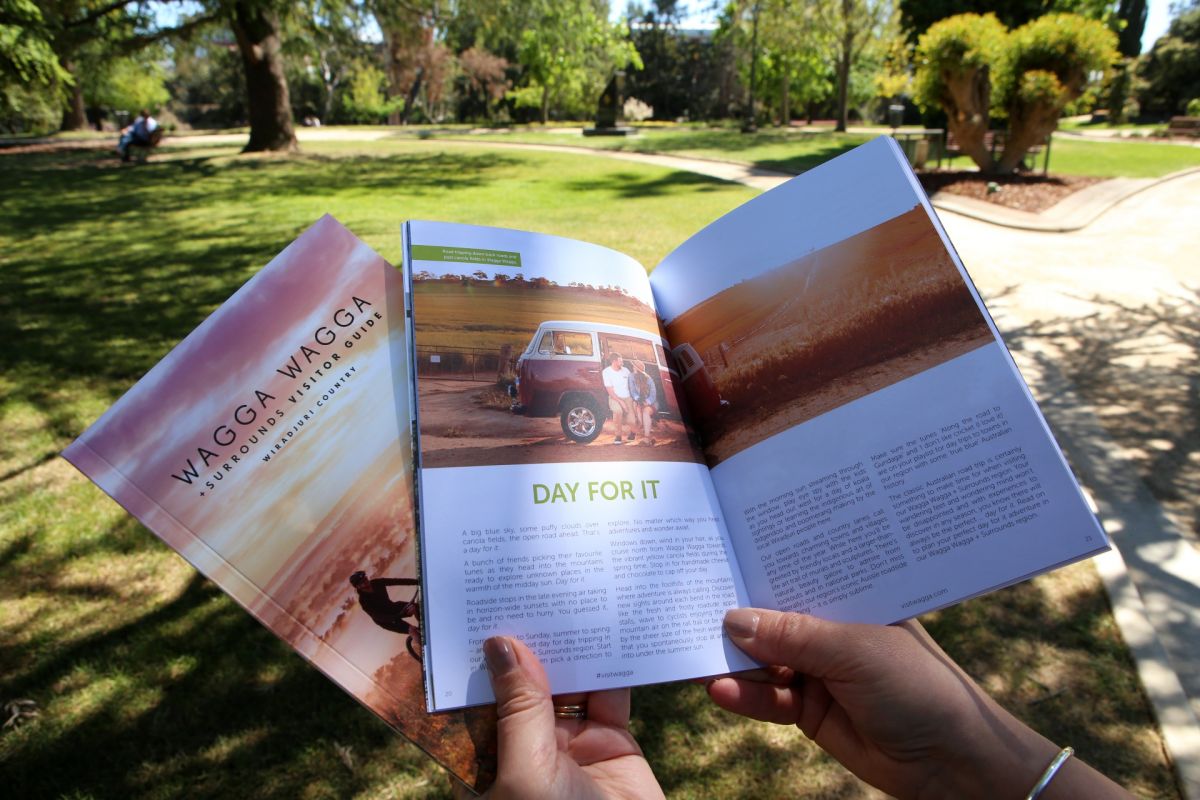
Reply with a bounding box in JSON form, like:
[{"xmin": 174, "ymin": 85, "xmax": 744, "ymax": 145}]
[{"xmin": 601, "ymin": 352, "xmax": 637, "ymax": 444}]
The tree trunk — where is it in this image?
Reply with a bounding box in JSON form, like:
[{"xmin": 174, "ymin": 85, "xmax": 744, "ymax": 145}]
[
  {"xmin": 382, "ymin": 27, "xmax": 404, "ymax": 125},
  {"xmin": 997, "ymin": 102, "xmax": 1059, "ymax": 174},
  {"xmin": 780, "ymin": 74, "xmax": 790, "ymax": 126},
  {"xmin": 1117, "ymin": 0, "xmax": 1147, "ymax": 57},
  {"xmin": 941, "ymin": 66, "xmax": 994, "ymax": 172},
  {"xmin": 400, "ymin": 68, "xmax": 423, "ymax": 125},
  {"xmin": 834, "ymin": 0, "xmax": 853, "ymax": 133},
  {"xmin": 230, "ymin": 1, "xmax": 297, "ymax": 152},
  {"xmin": 834, "ymin": 43, "xmax": 850, "ymax": 132},
  {"xmin": 60, "ymin": 61, "xmax": 87, "ymax": 131},
  {"xmin": 540, "ymin": 84, "xmax": 549, "ymax": 125}
]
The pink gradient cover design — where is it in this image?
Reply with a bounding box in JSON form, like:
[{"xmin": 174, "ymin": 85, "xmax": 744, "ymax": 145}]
[{"xmin": 63, "ymin": 215, "xmax": 498, "ymax": 790}]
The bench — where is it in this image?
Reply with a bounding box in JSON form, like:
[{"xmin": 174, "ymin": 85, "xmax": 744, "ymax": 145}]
[
  {"xmin": 942, "ymin": 130, "xmax": 1049, "ymax": 173},
  {"xmin": 1166, "ymin": 117, "xmax": 1200, "ymax": 138},
  {"xmin": 125, "ymin": 128, "xmax": 164, "ymax": 163}
]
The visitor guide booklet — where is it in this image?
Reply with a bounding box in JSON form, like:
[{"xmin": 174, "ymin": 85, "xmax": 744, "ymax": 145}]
[
  {"xmin": 405, "ymin": 136, "xmax": 1109, "ymax": 712},
  {"xmin": 62, "ymin": 136, "xmax": 1109, "ymax": 790},
  {"xmin": 62, "ymin": 217, "xmax": 500, "ymax": 791}
]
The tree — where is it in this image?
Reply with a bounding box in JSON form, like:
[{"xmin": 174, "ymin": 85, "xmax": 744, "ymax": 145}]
[
  {"xmin": 81, "ymin": 47, "xmax": 172, "ymax": 115},
  {"xmin": 1136, "ymin": 5, "xmax": 1200, "ymax": 116},
  {"xmin": 915, "ymin": 11, "xmax": 1117, "ymax": 173},
  {"xmin": 627, "ymin": 2, "xmax": 737, "ymax": 121},
  {"xmin": 227, "ymin": 0, "xmax": 297, "ymax": 150},
  {"xmin": 822, "ymin": 0, "xmax": 894, "ymax": 131},
  {"xmin": 285, "ymin": 0, "xmax": 374, "ymax": 123},
  {"xmin": 1, "ymin": 0, "xmax": 66, "ymax": 85},
  {"xmin": 914, "ymin": 13, "xmax": 1005, "ymax": 167},
  {"xmin": 366, "ymin": 0, "xmax": 438, "ymax": 125},
  {"xmin": 993, "ymin": 13, "xmax": 1117, "ymax": 170},
  {"xmin": 459, "ymin": 45, "xmax": 509, "ymax": 119},
  {"xmin": 1115, "ymin": 0, "xmax": 1147, "ymax": 55},
  {"xmin": 901, "ymin": 0, "xmax": 1050, "ymax": 40},
  {"xmin": 340, "ymin": 61, "xmax": 401, "ymax": 122},
  {"xmin": 170, "ymin": 29, "xmax": 246, "ymax": 127},
  {"xmin": 31, "ymin": 0, "xmax": 216, "ymax": 130},
  {"xmin": 719, "ymin": 0, "xmax": 834, "ymax": 125},
  {"xmin": 1, "ymin": 0, "xmax": 68, "ymax": 132},
  {"xmin": 510, "ymin": 0, "xmax": 641, "ymax": 124}
]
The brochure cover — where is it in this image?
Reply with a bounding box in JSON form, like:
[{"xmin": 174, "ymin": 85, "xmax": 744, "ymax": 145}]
[{"xmin": 62, "ymin": 216, "xmax": 497, "ymax": 790}]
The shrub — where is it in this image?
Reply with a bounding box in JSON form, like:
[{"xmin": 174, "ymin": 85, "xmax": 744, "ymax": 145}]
[
  {"xmin": 914, "ymin": 12, "xmax": 1117, "ymax": 173},
  {"xmin": 623, "ymin": 96, "xmax": 653, "ymax": 122}
]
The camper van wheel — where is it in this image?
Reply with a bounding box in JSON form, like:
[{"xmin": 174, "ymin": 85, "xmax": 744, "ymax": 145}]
[{"xmin": 561, "ymin": 398, "xmax": 603, "ymax": 444}]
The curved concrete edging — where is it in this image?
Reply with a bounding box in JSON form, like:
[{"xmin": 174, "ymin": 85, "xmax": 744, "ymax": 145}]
[{"xmin": 930, "ymin": 166, "xmax": 1200, "ymax": 232}]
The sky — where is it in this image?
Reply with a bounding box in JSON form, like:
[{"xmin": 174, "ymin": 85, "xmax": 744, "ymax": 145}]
[
  {"xmin": 644, "ymin": 0, "xmax": 1178, "ymax": 52},
  {"xmin": 160, "ymin": 0, "xmax": 1181, "ymax": 54}
]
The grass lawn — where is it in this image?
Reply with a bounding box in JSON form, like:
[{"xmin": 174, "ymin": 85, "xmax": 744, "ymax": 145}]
[
  {"xmin": 927, "ymin": 135, "xmax": 1200, "ymax": 178},
  {"xmin": 0, "ymin": 138, "xmax": 1183, "ymax": 799},
  {"xmin": 407, "ymin": 125, "xmax": 1200, "ymax": 179},
  {"xmin": 416, "ymin": 127, "xmax": 874, "ymax": 174}
]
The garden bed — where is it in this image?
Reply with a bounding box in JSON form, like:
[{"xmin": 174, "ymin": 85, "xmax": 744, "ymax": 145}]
[{"xmin": 919, "ymin": 171, "xmax": 1103, "ymax": 213}]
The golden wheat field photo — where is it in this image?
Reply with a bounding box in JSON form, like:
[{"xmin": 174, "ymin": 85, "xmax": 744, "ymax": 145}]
[{"xmin": 666, "ymin": 205, "xmax": 995, "ymax": 466}]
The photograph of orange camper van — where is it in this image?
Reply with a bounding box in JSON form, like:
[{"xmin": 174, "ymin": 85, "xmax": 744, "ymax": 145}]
[
  {"xmin": 510, "ymin": 320, "xmax": 687, "ymax": 443},
  {"xmin": 410, "ymin": 273, "xmax": 704, "ymax": 468}
]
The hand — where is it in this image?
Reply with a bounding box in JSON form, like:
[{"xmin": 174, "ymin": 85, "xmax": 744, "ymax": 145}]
[
  {"xmin": 482, "ymin": 636, "xmax": 664, "ymax": 800},
  {"xmin": 708, "ymin": 609, "xmax": 1131, "ymax": 800}
]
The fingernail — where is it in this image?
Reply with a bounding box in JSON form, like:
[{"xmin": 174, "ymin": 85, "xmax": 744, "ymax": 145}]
[
  {"xmin": 483, "ymin": 636, "xmax": 518, "ymax": 677},
  {"xmin": 724, "ymin": 608, "xmax": 760, "ymax": 639}
]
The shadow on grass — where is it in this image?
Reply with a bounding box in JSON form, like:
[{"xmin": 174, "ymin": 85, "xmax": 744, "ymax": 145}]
[
  {"xmin": 565, "ymin": 168, "xmax": 729, "ymax": 198},
  {"xmin": 0, "ymin": 145, "xmax": 518, "ymax": 423},
  {"xmin": 2, "ymin": 569, "xmax": 443, "ymax": 800}
]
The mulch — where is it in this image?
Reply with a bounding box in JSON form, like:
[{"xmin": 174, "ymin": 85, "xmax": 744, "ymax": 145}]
[{"xmin": 918, "ymin": 171, "xmax": 1102, "ymax": 214}]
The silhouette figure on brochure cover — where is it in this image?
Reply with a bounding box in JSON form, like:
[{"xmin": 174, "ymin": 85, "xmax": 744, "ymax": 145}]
[{"xmin": 350, "ymin": 570, "xmax": 422, "ymax": 661}]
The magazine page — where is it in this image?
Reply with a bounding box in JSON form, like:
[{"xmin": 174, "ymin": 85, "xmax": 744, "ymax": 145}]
[
  {"xmin": 62, "ymin": 217, "xmax": 498, "ymax": 791},
  {"xmin": 650, "ymin": 137, "xmax": 1108, "ymax": 624},
  {"xmin": 404, "ymin": 221, "xmax": 757, "ymax": 712}
]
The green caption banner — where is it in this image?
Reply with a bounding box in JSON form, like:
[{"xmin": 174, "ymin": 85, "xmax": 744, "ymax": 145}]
[{"xmin": 411, "ymin": 244, "xmax": 522, "ymax": 268}]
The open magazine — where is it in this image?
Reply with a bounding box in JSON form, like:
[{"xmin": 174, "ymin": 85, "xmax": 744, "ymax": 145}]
[
  {"xmin": 405, "ymin": 136, "xmax": 1109, "ymax": 712},
  {"xmin": 62, "ymin": 217, "xmax": 499, "ymax": 791}
]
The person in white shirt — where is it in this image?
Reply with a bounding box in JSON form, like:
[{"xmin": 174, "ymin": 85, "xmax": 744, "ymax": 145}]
[
  {"xmin": 601, "ymin": 352, "xmax": 636, "ymax": 444},
  {"xmin": 117, "ymin": 109, "xmax": 159, "ymax": 161}
]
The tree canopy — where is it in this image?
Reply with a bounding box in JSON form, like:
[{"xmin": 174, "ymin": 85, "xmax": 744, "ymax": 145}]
[{"xmin": 915, "ymin": 11, "xmax": 1116, "ymax": 173}]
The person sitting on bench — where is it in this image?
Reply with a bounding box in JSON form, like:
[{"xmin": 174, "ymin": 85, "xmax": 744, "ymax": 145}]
[{"xmin": 117, "ymin": 109, "xmax": 159, "ymax": 161}]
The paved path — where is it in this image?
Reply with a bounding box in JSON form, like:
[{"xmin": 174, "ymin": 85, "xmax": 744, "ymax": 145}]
[{"xmin": 942, "ymin": 173, "xmax": 1200, "ymax": 798}]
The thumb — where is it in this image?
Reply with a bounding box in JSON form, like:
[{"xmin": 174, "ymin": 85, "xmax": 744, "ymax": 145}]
[
  {"xmin": 484, "ymin": 636, "xmax": 559, "ymax": 783},
  {"xmin": 723, "ymin": 608, "xmax": 891, "ymax": 680}
]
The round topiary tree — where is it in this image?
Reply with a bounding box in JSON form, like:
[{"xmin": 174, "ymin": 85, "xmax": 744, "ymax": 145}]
[
  {"xmin": 993, "ymin": 13, "xmax": 1118, "ymax": 172},
  {"xmin": 915, "ymin": 12, "xmax": 1118, "ymax": 174},
  {"xmin": 913, "ymin": 13, "xmax": 1008, "ymax": 172}
]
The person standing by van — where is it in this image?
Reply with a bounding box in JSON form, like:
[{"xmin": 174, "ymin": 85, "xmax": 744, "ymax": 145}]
[
  {"xmin": 629, "ymin": 360, "xmax": 657, "ymax": 445},
  {"xmin": 602, "ymin": 353, "xmax": 636, "ymax": 444}
]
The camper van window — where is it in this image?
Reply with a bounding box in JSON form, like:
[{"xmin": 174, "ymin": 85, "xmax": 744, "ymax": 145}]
[
  {"xmin": 600, "ymin": 335, "xmax": 654, "ymax": 364},
  {"xmin": 557, "ymin": 331, "xmax": 592, "ymax": 355},
  {"xmin": 677, "ymin": 348, "xmax": 696, "ymax": 371},
  {"xmin": 537, "ymin": 332, "xmax": 555, "ymax": 354}
]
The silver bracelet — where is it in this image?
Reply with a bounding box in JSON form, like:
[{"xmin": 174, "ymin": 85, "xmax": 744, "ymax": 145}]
[{"xmin": 1025, "ymin": 746, "xmax": 1074, "ymax": 800}]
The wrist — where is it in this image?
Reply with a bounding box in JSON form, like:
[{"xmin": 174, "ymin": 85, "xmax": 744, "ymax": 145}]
[{"xmin": 920, "ymin": 686, "xmax": 1060, "ymax": 800}]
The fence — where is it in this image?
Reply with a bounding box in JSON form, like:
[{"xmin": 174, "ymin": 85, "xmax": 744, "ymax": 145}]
[{"xmin": 415, "ymin": 344, "xmax": 512, "ymax": 382}]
